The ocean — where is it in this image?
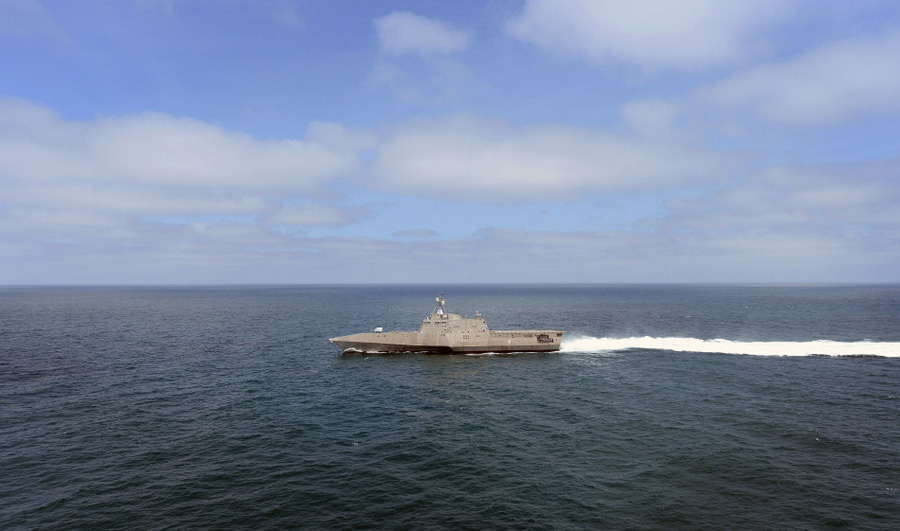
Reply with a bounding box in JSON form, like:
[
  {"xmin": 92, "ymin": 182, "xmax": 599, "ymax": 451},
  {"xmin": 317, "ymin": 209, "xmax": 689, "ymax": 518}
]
[{"xmin": 1, "ymin": 284, "xmax": 898, "ymax": 529}]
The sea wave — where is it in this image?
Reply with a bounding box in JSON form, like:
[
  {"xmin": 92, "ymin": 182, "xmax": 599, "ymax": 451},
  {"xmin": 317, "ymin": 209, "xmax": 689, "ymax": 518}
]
[{"xmin": 560, "ymin": 336, "xmax": 900, "ymax": 357}]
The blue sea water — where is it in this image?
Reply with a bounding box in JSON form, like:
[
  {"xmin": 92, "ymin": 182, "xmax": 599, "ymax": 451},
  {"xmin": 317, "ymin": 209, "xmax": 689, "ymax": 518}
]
[{"xmin": 1, "ymin": 284, "xmax": 898, "ymax": 529}]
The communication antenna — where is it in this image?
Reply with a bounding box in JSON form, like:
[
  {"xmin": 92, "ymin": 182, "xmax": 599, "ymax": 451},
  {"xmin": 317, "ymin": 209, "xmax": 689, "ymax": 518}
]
[{"xmin": 433, "ymin": 293, "xmax": 446, "ymax": 315}]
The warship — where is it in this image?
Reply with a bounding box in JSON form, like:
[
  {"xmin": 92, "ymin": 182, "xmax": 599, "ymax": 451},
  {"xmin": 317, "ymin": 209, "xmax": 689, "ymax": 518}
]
[{"xmin": 329, "ymin": 294, "xmax": 564, "ymax": 354}]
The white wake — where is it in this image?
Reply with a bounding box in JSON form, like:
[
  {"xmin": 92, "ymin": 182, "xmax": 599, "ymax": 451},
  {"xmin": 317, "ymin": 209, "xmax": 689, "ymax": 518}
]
[{"xmin": 560, "ymin": 336, "xmax": 900, "ymax": 357}]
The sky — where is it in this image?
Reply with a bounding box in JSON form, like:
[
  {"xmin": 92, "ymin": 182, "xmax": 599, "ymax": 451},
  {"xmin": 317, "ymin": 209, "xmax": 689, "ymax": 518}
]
[{"xmin": 1, "ymin": 0, "xmax": 899, "ymax": 284}]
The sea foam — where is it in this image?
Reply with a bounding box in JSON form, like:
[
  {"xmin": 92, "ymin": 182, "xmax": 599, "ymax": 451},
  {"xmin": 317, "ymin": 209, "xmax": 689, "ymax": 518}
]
[{"xmin": 561, "ymin": 336, "xmax": 900, "ymax": 357}]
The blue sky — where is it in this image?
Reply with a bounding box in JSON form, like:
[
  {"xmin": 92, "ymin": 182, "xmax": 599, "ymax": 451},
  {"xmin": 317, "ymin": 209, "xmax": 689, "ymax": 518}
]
[{"xmin": 1, "ymin": 0, "xmax": 899, "ymax": 284}]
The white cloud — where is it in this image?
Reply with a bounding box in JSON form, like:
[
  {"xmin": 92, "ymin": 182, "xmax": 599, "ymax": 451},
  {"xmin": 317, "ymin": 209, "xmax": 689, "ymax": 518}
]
[
  {"xmin": 0, "ymin": 98, "xmax": 375, "ymax": 273},
  {"xmin": 4, "ymin": 173, "xmax": 896, "ymax": 283},
  {"xmin": 87, "ymin": 114, "xmax": 363, "ymax": 190},
  {"xmin": 266, "ymin": 203, "xmax": 355, "ymax": 227},
  {"xmin": 12, "ymin": 183, "xmax": 268, "ymax": 215},
  {"xmin": 506, "ymin": 0, "xmax": 793, "ymax": 70},
  {"xmin": 370, "ymin": 113, "xmax": 730, "ymax": 202},
  {"xmin": 369, "ymin": 55, "xmax": 476, "ymax": 106},
  {"xmin": 392, "ymin": 228, "xmax": 438, "ymax": 239},
  {"xmin": 708, "ymin": 31, "xmax": 900, "ymax": 125},
  {"xmin": 0, "ymin": 103, "xmax": 373, "ymax": 195},
  {"xmin": 0, "ymin": 0, "xmax": 67, "ymax": 41},
  {"xmin": 646, "ymin": 161, "xmax": 900, "ymax": 250},
  {"xmin": 603, "ymin": 158, "xmax": 900, "ymax": 281},
  {"xmin": 621, "ymin": 99, "xmax": 681, "ymax": 137},
  {"xmin": 290, "ymin": 218, "xmax": 896, "ymax": 283},
  {"xmin": 374, "ymin": 11, "xmax": 472, "ymax": 57},
  {"xmin": 0, "ymin": 97, "xmax": 373, "ymax": 196},
  {"xmin": 370, "ymin": 12, "xmax": 476, "ymax": 105}
]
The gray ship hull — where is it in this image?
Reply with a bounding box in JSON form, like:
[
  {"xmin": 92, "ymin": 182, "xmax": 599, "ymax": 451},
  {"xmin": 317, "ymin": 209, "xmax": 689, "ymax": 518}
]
[
  {"xmin": 329, "ymin": 294, "xmax": 564, "ymax": 354},
  {"xmin": 331, "ymin": 329, "xmax": 564, "ymax": 354},
  {"xmin": 329, "ymin": 293, "xmax": 565, "ymax": 354}
]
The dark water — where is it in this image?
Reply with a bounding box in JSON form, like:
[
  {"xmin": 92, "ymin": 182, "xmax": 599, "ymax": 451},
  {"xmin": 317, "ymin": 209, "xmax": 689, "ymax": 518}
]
[{"xmin": 1, "ymin": 285, "xmax": 898, "ymax": 529}]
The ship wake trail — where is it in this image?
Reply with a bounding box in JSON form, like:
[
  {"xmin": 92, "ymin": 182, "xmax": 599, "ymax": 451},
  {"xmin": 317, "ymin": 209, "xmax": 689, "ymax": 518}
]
[{"xmin": 561, "ymin": 336, "xmax": 900, "ymax": 357}]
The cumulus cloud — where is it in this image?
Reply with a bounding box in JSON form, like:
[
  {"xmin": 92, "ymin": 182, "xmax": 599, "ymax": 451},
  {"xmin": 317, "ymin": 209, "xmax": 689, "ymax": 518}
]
[
  {"xmin": 279, "ymin": 216, "xmax": 896, "ymax": 283},
  {"xmin": 370, "ymin": 113, "xmax": 730, "ymax": 202},
  {"xmin": 0, "ymin": 100, "xmax": 371, "ymax": 191},
  {"xmin": 642, "ymin": 160, "xmax": 900, "ymax": 268},
  {"xmin": 0, "ymin": 98, "xmax": 374, "ymax": 276},
  {"xmin": 369, "ymin": 55, "xmax": 476, "ymax": 106},
  {"xmin": 621, "ymin": 99, "xmax": 681, "ymax": 137},
  {"xmin": 374, "ymin": 11, "xmax": 472, "ymax": 57},
  {"xmin": 266, "ymin": 203, "xmax": 355, "ymax": 227},
  {"xmin": 12, "ymin": 183, "xmax": 268, "ymax": 216},
  {"xmin": 0, "ymin": 0, "xmax": 67, "ymax": 41},
  {"xmin": 708, "ymin": 31, "xmax": 900, "ymax": 125},
  {"xmin": 4, "ymin": 162, "xmax": 896, "ymax": 284},
  {"xmin": 0, "ymin": 97, "xmax": 373, "ymax": 195},
  {"xmin": 370, "ymin": 12, "xmax": 476, "ymax": 105},
  {"xmin": 392, "ymin": 228, "xmax": 439, "ymax": 239},
  {"xmin": 506, "ymin": 0, "xmax": 793, "ymax": 70}
]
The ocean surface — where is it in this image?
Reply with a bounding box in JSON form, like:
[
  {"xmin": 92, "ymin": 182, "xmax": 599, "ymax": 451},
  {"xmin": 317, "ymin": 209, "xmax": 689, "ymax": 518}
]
[{"xmin": 1, "ymin": 284, "xmax": 898, "ymax": 529}]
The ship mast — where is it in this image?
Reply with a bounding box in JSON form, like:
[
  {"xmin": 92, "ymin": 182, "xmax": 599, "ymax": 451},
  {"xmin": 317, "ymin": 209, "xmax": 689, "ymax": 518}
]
[{"xmin": 433, "ymin": 293, "xmax": 446, "ymax": 315}]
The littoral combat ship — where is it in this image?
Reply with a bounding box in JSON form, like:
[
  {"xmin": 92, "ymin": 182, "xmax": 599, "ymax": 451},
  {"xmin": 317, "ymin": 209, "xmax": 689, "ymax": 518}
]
[{"xmin": 330, "ymin": 294, "xmax": 564, "ymax": 354}]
